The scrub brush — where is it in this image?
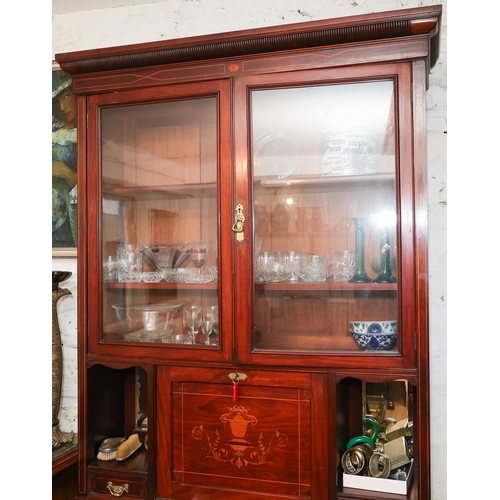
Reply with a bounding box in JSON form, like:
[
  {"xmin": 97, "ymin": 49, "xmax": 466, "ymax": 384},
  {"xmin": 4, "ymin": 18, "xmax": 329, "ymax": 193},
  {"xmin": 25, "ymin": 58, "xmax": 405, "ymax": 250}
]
[
  {"xmin": 97, "ymin": 437, "xmax": 126, "ymax": 461},
  {"xmin": 116, "ymin": 433, "xmax": 142, "ymax": 461}
]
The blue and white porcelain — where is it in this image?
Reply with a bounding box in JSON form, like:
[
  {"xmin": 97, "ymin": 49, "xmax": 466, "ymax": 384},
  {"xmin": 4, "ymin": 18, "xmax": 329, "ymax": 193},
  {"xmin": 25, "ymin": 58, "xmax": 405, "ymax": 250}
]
[
  {"xmin": 349, "ymin": 320, "xmax": 397, "ymax": 334},
  {"xmin": 349, "ymin": 321, "xmax": 398, "ymax": 351}
]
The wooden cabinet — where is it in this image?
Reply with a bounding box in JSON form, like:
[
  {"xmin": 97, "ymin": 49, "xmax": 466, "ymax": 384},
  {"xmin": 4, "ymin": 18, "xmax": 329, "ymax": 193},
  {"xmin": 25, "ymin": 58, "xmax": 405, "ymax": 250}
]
[{"xmin": 56, "ymin": 5, "xmax": 441, "ymax": 499}]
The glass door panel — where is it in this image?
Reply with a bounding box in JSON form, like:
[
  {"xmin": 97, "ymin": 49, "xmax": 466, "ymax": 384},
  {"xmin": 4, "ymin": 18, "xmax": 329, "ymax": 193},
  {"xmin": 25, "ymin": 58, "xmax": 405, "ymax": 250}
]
[
  {"xmin": 101, "ymin": 97, "xmax": 219, "ymax": 347},
  {"xmin": 251, "ymin": 81, "xmax": 398, "ymax": 353}
]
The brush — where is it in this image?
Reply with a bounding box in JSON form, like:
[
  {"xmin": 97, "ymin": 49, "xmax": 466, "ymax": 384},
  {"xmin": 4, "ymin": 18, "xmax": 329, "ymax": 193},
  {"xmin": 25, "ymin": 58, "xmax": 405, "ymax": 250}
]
[
  {"xmin": 96, "ymin": 437, "xmax": 126, "ymax": 461},
  {"xmin": 116, "ymin": 433, "xmax": 142, "ymax": 461}
]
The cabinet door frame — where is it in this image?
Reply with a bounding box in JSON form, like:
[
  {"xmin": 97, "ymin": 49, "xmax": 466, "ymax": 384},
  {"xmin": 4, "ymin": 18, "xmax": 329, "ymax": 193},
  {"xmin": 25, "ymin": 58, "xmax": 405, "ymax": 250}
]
[
  {"xmin": 233, "ymin": 62, "xmax": 419, "ymax": 370},
  {"xmin": 85, "ymin": 79, "xmax": 235, "ymax": 363}
]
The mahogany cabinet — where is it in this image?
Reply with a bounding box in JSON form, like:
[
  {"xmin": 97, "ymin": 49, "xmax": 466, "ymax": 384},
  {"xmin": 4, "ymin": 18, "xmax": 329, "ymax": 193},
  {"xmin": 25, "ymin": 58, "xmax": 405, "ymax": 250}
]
[{"xmin": 56, "ymin": 5, "xmax": 441, "ymax": 499}]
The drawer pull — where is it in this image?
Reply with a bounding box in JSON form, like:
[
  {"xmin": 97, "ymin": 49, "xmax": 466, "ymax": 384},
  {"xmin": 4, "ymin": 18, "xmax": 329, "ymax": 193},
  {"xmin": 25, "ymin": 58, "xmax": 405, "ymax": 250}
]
[
  {"xmin": 228, "ymin": 372, "xmax": 248, "ymax": 401},
  {"xmin": 107, "ymin": 481, "xmax": 129, "ymax": 497}
]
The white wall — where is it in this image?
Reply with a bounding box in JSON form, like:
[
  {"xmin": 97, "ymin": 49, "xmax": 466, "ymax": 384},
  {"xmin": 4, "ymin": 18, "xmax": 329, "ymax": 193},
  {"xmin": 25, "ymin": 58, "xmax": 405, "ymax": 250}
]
[{"xmin": 52, "ymin": 1, "xmax": 447, "ymax": 498}]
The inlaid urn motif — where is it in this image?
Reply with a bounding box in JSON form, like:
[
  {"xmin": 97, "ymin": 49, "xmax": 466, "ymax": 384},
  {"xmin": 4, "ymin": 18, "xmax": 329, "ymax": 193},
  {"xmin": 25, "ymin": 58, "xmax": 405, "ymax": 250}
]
[{"xmin": 192, "ymin": 406, "xmax": 288, "ymax": 468}]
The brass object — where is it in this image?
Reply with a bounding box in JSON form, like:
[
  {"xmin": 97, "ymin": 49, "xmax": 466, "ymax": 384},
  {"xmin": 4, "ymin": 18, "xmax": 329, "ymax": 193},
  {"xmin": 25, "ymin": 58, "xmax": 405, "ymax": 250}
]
[
  {"xmin": 341, "ymin": 448, "xmax": 366, "ymax": 475},
  {"xmin": 380, "ymin": 417, "xmax": 397, "ymax": 433},
  {"xmin": 369, "ymin": 451, "xmax": 391, "ymax": 478},
  {"xmin": 52, "ymin": 271, "xmax": 75, "ymax": 449},
  {"xmin": 363, "ymin": 417, "xmax": 379, "ymax": 441},
  {"xmin": 106, "ymin": 481, "xmax": 129, "ymax": 497},
  {"xmin": 232, "ymin": 203, "xmax": 245, "ymax": 242},
  {"xmin": 352, "ymin": 442, "xmax": 374, "ymax": 460},
  {"xmin": 386, "ymin": 418, "xmax": 413, "ymax": 441},
  {"xmin": 384, "ymin": 436, "xmax": 411, "ymax": 469},
  {"xmin": 228, "ymin": 372, "xmax": 248, "ymax": 382},
  {"xmin": 365, "ymin": 394, "xmax": 386, "ymax": 422}
]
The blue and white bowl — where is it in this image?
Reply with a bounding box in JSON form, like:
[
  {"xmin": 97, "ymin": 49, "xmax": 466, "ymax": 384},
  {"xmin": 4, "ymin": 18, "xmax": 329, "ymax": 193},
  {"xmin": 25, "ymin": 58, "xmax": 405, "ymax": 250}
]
[
  {"xmin": 349, "ymin": 320, "xmax": 397, "ymax": 334},
  {"xmin": 349, "ymin": 321, "xmax": 398, "ymax": 351}
]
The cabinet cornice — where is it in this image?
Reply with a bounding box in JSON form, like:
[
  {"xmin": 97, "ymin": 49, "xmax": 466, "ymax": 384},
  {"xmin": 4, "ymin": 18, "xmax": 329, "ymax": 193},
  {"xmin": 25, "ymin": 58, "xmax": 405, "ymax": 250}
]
[{"xmin": 56, "ymin": 6, "xmax": 441, "ymax": 77}]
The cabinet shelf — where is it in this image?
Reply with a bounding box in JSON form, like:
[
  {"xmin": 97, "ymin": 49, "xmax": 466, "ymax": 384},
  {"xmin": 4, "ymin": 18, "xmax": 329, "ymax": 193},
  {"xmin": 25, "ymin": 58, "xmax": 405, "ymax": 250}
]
[
  {"xmin": 257, "ymin": 173, "xmax": 395, "ymax": 188},
  {"xmin": 255, "ymin": 281, "xmax": 397, "ymax": 291},
  {"xmin": 103, "ymin": 182, "xmax": 217, "ymax": 201},
  {"xmin": 88, "ymin": 449, "xmax": 148, "ymax": 475},
  {"xmin": 104, "ymin": 281, "xmax": 218, "ymax": 290},
  {"xmin": 104, "ymin": 281, "xmax": 394, "ymax": 291}
]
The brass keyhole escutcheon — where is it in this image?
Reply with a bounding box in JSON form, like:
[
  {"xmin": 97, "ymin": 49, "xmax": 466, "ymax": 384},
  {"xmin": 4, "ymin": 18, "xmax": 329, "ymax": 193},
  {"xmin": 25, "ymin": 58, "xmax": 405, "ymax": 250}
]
[{"xmin": 232, "ymin": 204, "xmax": 245, "ymax": 242}]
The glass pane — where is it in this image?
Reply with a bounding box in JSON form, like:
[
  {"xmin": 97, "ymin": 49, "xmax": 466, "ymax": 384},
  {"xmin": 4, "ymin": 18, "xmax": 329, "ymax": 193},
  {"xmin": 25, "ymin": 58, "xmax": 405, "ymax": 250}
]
[
  {"xmin": 251, "ymin": 81, "xmax": 398, "ymax": 353},
  {"xmin": 101, "ymin": 97, "xmax": 219, "ymax": 347}
]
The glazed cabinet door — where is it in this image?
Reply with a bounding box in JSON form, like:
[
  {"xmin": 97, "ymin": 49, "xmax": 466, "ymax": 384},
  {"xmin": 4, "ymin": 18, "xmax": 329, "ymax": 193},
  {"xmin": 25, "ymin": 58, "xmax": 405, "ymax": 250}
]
[
  {"xmin": 156, "ymin": 366, "xmax": 328, "ymax": 499},
  {"xmin": 85, "ymin": 80, "xmax": 234, "ymax": 362},
  {"xmin": 234, "ymin": 63, "xmax": 417, "ymax": 369}
]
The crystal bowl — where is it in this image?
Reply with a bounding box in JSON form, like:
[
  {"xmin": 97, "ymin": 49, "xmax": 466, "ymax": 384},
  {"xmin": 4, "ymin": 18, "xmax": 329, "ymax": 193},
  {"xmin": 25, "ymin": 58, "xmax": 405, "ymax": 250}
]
[
  {"xmin": 140, "ymin": 241, "xmax": 190, "ymax": 270},
  {"xmin": 141, "ymin": 271, "xmax": 163, "ymax": 282},
  {"xmin": 349, "ymin": 321, "xmax": 398, "ymax": 351},
  {"xmin": 255, "ymin": 251, "xmax": 294, "ymax": 283},
  {"xmin": 112, "ymin": 301, "xmax": 183, "ymax": 340},
  {"xmin": 162, "ymin": 268, "xmax": 197, "ymax": 283}
]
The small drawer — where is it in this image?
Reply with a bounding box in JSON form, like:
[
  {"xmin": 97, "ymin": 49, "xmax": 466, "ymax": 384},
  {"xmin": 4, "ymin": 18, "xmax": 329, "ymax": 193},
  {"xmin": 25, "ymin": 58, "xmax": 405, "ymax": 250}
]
[{"xmin": 89, "ymin": 471, "xmax": 147, "ymax": 499}]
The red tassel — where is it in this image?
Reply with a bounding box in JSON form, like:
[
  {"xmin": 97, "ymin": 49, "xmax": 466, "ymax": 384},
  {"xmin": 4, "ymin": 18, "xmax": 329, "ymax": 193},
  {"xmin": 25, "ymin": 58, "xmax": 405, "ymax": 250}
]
[{"xmin": 233, "ymin": 381, "xmax": 239, "ymax": 401}]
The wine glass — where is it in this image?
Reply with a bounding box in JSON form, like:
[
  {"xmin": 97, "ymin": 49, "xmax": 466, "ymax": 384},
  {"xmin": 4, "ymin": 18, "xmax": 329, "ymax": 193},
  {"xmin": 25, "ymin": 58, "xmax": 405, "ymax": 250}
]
[
  {"xmin": 189, "ymin": 243, "xmax": 209, "ymax": 276},
  {"xmin": 183, "ymin": 305, "xmax": 201, "ymax": 344},
  {"xmin": 201, "ymin": 306, "xmax": 218, "ymax": 345}
]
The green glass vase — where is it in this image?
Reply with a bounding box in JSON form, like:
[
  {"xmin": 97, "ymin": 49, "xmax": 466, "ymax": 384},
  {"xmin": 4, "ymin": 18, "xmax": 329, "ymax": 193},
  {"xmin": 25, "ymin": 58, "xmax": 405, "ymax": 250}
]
[
  {"xmin": 348, "ymin": 217, "xmax": 372, "ymax": 283},
  {"xmin": 374, "ymin": 227, "xmax": 397, "ymax": 283}
]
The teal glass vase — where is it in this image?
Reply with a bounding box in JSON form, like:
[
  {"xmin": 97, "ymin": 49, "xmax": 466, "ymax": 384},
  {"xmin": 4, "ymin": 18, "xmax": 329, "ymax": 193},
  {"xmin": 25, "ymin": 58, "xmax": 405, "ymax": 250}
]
[
  {"xmin": 348, "ymin": 217, "xmax": 372, "ymax": 283},
  {"xmin": 374, "ymin": 227, "xmax": 397, "ymax": 283}
]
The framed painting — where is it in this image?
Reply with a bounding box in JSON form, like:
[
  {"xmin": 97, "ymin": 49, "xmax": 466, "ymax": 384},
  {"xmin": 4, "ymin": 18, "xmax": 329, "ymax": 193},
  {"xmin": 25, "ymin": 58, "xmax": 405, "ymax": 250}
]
[{"xmin": 52, "ymin": 61, "xmax": 77, "ymax": 257}]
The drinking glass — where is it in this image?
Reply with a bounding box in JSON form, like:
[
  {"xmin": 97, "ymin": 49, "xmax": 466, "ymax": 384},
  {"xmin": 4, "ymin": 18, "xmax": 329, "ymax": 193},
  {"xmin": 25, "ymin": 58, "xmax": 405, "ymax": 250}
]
[
  {"xmin": 117, "ymin": 245, "xmax": 142, "ymax": 282},
  {"xmin": 333, "ymin": 250, "xmax": 356, "ymax": 282},
  {"xmin": 183, "ymin": 305, "xmax": 201, "ymax": 344},
  {"xmin": 103, "ymin": 255, "xmax": 118, "ymax": 282},
  {"xmin": 201, "ymin": 306, "xmax": 218, "ymax": 345},
  {"xmin": 189, "ymin": 243, "xmax": 209, "ymax": 275}
]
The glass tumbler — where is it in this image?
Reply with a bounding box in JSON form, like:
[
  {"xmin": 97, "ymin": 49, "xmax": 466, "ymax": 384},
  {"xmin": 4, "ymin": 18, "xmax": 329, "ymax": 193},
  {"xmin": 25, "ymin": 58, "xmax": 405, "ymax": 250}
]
[
  {"xmin": 117, "ymin": 245, "xmax": 142, "ymax": 282},
  {"xmin": 333, "ymin": 251, "xmax": 356, "ymax": 282}
]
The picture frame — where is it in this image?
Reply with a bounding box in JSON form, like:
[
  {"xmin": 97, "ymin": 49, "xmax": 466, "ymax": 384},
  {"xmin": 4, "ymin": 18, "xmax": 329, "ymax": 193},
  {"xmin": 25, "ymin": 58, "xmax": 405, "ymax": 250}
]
[{"xmin": 52, "ymin": 61, "xmax": 78, "ymax": 257}]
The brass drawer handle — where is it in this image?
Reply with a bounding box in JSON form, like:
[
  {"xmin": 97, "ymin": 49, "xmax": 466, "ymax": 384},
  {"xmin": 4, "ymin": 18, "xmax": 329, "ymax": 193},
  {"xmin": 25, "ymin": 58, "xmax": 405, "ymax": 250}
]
[{"xmin": 107, "ymin": 481, "xmax": 129, "ymax": 497}]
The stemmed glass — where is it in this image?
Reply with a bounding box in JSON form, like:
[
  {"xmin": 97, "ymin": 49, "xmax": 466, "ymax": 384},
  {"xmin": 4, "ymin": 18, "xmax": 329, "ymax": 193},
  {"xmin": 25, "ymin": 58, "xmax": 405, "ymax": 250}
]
[
  {"xmin": 183, "ymin": 305, "xmax": 201, "ymax": 344},
  {"xmin": 201, "ymin": 306, "xmax": 218, "ymax": 345},
  {"xmin": 189, "ymin": 243, "xmax": 209, "ymax": 276}
]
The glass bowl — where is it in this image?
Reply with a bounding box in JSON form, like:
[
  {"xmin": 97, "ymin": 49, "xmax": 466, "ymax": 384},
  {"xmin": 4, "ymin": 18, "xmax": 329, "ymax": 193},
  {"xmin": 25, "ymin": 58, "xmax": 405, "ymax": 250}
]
[
  {"xmin": 112, "ymin": 301, "xmax": 183, "ymax": 339},
  {"xmin": 141, "ymin": 271, "xmax": 163, "ymax": 282}
]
